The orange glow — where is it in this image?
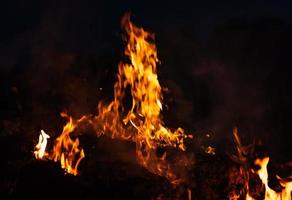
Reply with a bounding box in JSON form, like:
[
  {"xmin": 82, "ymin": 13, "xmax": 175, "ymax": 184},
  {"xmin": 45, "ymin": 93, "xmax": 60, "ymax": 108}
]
[
  {"xmin": 34, "ymin": 113, "xmax": 87, "ymax": 175},
  {"xmin": 92, "ymin": 14, "xmax": 192, "ymax": 183},
  {"xmin": 187, "ymin": 188, "xmax": 192, "ymax": 200},
  {"xmin": 245, "ymin": 193, "xmax": 253, "ymax": 200},
  {"xmin": 51, "ymin": 113, "xmax": 86, "ymax": 176},
  {"xmin": 230, "ymin": 128, "xmax": 292, "ymax": 200},
  {"xmin": 33, "ymin": 14, "xmax": 192, "ymax": 179},
  {"xmin": 248, "ymin": 157, "xmax": 292, "ymax": 200},
  {"xmin": 32, "ymin": 13, "xmax": 292, "ymax": 199},
  {"xmin": 119, "ymin": 14, "xmax": 189, "ymax": 151},
  {"xmin": 34, "ymin": 129, "xmax": 50, "ymax": 159},
  {"xmin": 278, "ymin": 176, "xmax": 292, "ymax": 200},
  {"xmin": 229, "ymin": 127, "xmax": 251, "ymax": 200}
]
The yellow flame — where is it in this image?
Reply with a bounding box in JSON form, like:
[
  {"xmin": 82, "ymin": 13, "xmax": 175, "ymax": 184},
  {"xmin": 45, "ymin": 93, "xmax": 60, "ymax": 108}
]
[
  {"xmin": 34, "ymin": 13, "xmax": 192, "ymax": 180},
  {"xmin": 34, "ymin": 113, "xmax": 86, "ymax": 175},
  {"xmin": 278, "ymin": 175, "xmax": 292, "ymax": 200},
  {"xmin": 32, "ymin": 13, "xmax": 291, "ymax": 199},
  {"xmin": 51, "ymin": 113, "xmax": 86, "ymax": 176},
  {"xmin": 120, "ymin": 14, "xmax": 189, "ymax": 150},
  {"xmin": 245, "ymin": 157, "xmax": 292, "ymax": 200},
  {"xmin": 230, "ymin": 129, "xmax": 291, "ymax": 200},
  {"xmin": 99, "ymin": 14, "xmax": 191, "ymax": 182},
  {"xmin": 245, "ymin": 193, "xmax": 253, "ymax": 200},
  {"xmin": 34, "ymin": 130, "xmax": 50, "ymax": 159},
  {"xmin": 88, "ymin": 14, "xmax": 192, "ymax": 183}
]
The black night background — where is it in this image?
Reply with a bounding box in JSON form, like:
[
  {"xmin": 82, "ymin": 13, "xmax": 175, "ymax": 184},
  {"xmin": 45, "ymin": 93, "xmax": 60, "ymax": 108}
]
[{"xmin": 1, "ymin": 0, "xmax": 292, "ymax": 199}]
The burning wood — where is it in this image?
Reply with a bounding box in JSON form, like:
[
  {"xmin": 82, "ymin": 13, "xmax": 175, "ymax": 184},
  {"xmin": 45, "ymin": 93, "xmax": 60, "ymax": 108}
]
[
  {"xmin": 32, "ymin": 13, "xmax": 292, "ymax": 199},
  {"xmin": 34, "ymin": 113, "xmax": 87, "ymax": 175},
  {"xmin": 34, "ymin": 13, "xmax": 193, "ymax": 181},
  {"xmin": 228, "ymin": 128, "xmax": 292, "ymax": 199},
  {"xmin": 246, "ymin": 157, "xmax": 292, "ymax": 200}
]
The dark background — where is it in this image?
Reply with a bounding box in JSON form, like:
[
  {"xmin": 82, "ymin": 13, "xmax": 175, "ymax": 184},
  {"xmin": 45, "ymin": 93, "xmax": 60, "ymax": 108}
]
[{"xmin": 1, "ymin": 0, "xmax": 292, "ymax": 199}]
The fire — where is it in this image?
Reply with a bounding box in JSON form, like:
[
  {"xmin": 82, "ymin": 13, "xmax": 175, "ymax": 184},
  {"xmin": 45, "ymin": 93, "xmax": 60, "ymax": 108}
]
[
  {"xmin": 246, "ymin": 157, "xmax": 292, "ymax": 200},
  {"xmin": 95, "ymin": 14, "xmax": 190, "ymax": 149},
  {"xmin": 278, "ymin": 176, "xmax": 292, "ymax": 200},
  {"xmin": 65, "ymin": 13, "xmax": 195, "ymax": 182},
  {"xmin": 229, "ymin": 128, "xmax": 292, "ymax": 200},
  {"xmin": 32, "ymin": 13, "xmax": 291, "ymax": 199},
  {"xmin": 51, "ymin": 112, "xmax": 86, "ymax": 176},
  {"xmin": 113, "ymin": 14, "xmax": 191, "ymax": 180},
  {"xmin": 34, "ymin": 129, "xmax": 50, "ymax": 159},
  {"xmin": 34, "ymin": 14, "xmax": 192, "ymax": 181},
  {"xmin": 228, "ymin": 127, "xmax": 252, "ymax": 199},
  {"xmin": 34, "ymin": 113, "xmax": 86, "ymax": 175}
]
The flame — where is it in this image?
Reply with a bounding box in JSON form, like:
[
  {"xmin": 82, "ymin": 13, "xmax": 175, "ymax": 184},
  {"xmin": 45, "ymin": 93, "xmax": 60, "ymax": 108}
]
[
  {"xmin": 51, "ymin": 112, "xmax": 86, "ymax": 176},
  {"xmin": 33, "ymin": 14, "xmax": 191, "ymax": 179},
  {"xmin": 228, "ymin": 127, "xmax": 252, "ymax": 199},
  {"xmin": 278, "ymin": 176, "xmax": 292, "ymax": 200},
  {"xmin": 92, "ymin": 14, "xmax": 192, "ymax": 183},
  {"xmin": 34, "ymin": 129, "xmax": 50, "ymax": 159},
  {"xmin": 94, "ymin": 14, "xmax": 190, "ymax": 147},
  {"xmin": 230, "ymin": 128, "xmax": 292, "ymax": 200},
  {"xmin": 34, "ymin": 113, "xmax": 86, "ymax": 175},
  {"xmin": 248, "ymin": 157, "xmax": 292, "ymax": 200},
  {"xmin": 120, "ymin": 14, "xmax": 189, "ymax": 150},
  {"xmin": 32, "ymin": 13, "xmax": 292, "ymax": 199}
]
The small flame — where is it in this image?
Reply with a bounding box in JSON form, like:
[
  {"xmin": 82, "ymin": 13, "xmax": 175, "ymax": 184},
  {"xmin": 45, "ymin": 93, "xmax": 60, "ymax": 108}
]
[
  {"xmin": 230, "ymin": 129, "xmax": 292, "ymax": 200},
  {"xmin": 51, "ymin": 113, "xmax": 86, "ymax": 176},
  {"xmin": 278, "ymin": 175, "xmax": 292, "ymax": 200},
  {"xmin": 245, "ymin": 193, "xmax": 254, "ymax": 200},
  {"xmin": 34, "ymin": 130, "xmax": 50, "ymax": 159},
  {"xmin": 34, "ymin": 113, "xmax": 86, "ymax": 176},
  {"xmin": 205, "ymin": 146, "xmax": 216, "ymax": 155},
  {"xmin": 229, "ymin": 127, "xmax": 252, "ymax": 199},
  {"xmin": 249, "ymin": 157, "xmax": 292, "ymax": 200}
]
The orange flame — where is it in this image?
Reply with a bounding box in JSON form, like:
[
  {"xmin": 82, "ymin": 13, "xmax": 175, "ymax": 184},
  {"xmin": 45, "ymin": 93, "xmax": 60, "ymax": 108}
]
[
  {"xmin": 120, "ymin": 14, "xmax": 190, "ymax": 150},
  {"xmin": 229, "ymin": 129, "xmax": 292, "ymax": 199},
  {"xmin": 278, "ymin": 175, "xmax": 292, "ymax": 200},
  {"xmin": 247, "ymin": 157, "xmax": 292, "ymax": 200},
  {"xmin": 229, "ymin": 127, "xmax": 252, "ymax": 199},
  {"xmin": 34, "ymin": 129, "xmax": 50, "ymax": 159},
  {"xmin": 34, "ymin": 13, "xmax": 193, "ymax": 182},
  {"xmin": 51, "ymin": 112, "xmax": 86, "ymax": 176},
  {"xmin": 32, "ymin": 13, "xmax": 291, "ymax": 199},
  {"xmin": 92, "ymin": 14, "xmax": 192, "ymax": 183},
  {"xmin": 34, "ymin": 13, "xmax": 192, "ymax": 181},
  {"xmin": 34, "ymin": 113, "xmax": 86, "ymax": 175}
]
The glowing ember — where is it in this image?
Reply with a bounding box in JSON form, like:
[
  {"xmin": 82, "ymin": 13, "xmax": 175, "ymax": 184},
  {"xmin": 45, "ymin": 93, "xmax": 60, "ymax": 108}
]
[{"xmin": 34, "ymin": 129, "xmax": 50, "ymax": 159}]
